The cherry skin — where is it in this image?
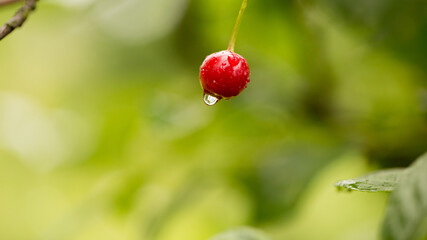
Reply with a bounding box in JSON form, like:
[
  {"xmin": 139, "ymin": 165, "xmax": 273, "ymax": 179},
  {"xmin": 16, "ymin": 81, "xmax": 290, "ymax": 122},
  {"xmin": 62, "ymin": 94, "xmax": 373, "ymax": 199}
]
[{"xmin": 200, "ymin": 50, "xmax": 250, "ymax": 100}]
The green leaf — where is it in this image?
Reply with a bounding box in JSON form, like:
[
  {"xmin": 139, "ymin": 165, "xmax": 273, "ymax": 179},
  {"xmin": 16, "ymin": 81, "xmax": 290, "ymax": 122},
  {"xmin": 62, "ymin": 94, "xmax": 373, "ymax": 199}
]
[
  {"xmin": 209, "ymin": 227, "xmax": 271, "ymax": 240},
  {"xmin": 382, "ymin": 153, "xmax": 427, "ymax": 240},
  {"xmin": 335, "ymin": 169, "xmax": 405, "ymax": 192}
]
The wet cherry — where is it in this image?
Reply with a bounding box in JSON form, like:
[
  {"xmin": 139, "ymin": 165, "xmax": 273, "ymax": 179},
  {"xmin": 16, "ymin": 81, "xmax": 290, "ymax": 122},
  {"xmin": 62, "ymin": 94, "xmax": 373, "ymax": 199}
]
[
  {"xmin": 199, "ymin": 0, "xmax": 249, "ymax": 106},
  {"xmin": 200, "ymin": 50, "xmax": 250, "ymax": 101}
]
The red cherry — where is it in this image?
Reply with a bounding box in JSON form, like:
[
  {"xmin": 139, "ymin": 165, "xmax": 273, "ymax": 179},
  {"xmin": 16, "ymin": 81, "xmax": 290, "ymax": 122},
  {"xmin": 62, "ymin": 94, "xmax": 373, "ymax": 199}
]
[
  {"xmin": 200, "ymin": 50, "xmax": 250, "ymax": 101},
  {"xmin": 199, "ymin": 0, "xmax": 249, "ymax": 106}
]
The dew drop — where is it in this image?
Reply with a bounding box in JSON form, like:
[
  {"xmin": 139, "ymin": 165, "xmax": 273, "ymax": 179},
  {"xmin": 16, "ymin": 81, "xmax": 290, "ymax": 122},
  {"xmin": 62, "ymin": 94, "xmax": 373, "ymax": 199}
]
[{"xmin": 203, "ymin": 93, "xmax": 220, "ymax": 106}]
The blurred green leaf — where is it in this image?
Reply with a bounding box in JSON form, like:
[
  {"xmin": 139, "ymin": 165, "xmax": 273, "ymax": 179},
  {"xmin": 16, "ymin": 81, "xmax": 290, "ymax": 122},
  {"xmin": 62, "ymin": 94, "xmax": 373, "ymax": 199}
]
[
  {"xmin": 335, "ymin": 169, "xmax": 405, "ymax": 192},
  {"xmin": 382, "ymin": 153, "xmax": 427, "ymax": 240},
  {"xmin": 209, "ymin": 227, "xmax": 271, "ymax": 240}
]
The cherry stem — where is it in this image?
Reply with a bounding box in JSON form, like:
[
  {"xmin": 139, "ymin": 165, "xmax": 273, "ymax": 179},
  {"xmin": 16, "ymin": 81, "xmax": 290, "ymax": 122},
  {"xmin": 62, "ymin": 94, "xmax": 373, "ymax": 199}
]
[{"xmin": 227, "ymin": 0, "xmax": 248, "ymax": 52}]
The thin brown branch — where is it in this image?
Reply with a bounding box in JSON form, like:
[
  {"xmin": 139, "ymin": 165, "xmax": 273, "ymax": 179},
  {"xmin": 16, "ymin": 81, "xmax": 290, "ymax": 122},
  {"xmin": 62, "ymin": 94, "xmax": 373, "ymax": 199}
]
[
  {"xmin": 0, "ymin": 0, "xmax": 23, "ymax": 7},
  {"xmin": 0, "ymin": 0, "xmax": 37, "ymax": 41}
]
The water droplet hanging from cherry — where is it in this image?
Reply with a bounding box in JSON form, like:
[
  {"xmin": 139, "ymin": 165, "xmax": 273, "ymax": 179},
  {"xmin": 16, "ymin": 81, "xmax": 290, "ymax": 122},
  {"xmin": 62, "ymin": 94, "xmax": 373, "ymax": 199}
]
[{"xmin": 203, "ymin": 93, "xmax": 220, "ymax": 106}]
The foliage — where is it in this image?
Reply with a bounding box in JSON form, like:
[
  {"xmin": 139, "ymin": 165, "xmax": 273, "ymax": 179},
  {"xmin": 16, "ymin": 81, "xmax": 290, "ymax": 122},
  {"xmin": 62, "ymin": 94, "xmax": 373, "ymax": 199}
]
[
  {"xmin": 334, "ymin": 153, "xmax": 427, "ymax": 240},
  {"xmin": 217, "ymin": 153, "xmax": 427, "ymax": 240},
  {"xmin": 209, "ymin": 228, "xmax": 270, "ymax": 240},
  {"xmin": 382, "ymin": 153, "xmax": 427, "ymax": 240},
  {"xmin": 335, "ymin": 169, "xmax": 404, "ymax": 192}
]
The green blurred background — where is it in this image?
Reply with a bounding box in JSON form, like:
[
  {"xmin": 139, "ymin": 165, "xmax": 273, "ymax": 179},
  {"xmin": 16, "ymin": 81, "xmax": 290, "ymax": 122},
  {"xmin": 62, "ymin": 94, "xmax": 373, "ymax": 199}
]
[{"xmin": 0, "ymin": 0, "xmax": 426, "ymax": 239}]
